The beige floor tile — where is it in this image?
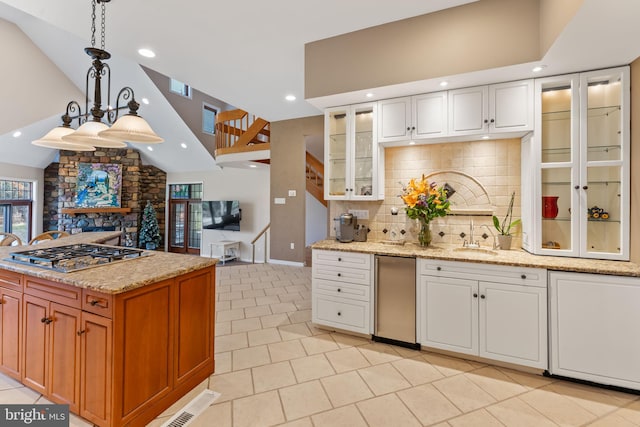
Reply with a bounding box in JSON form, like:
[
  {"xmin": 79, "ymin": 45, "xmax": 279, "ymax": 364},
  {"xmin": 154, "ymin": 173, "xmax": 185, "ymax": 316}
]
[
  {"xmin": 243, "ymin": 289, "xmax": 266, "ymax": 299},
  {"xmin": 290, "ymin": 354, "xmax": 336, "ymax": 382},
  {"xmin": 398, "ymin": 383, "xmax": 462, "ymax": 425},
  {"xmin": 433, "ymin": 374, "xmax": 497, "ymax": 413},
  {"xmin": 248, "ymin": 327, "xmax": 282, "ymax": 347},
  {"xmin": 233, "ymin": 345, "xmax": 272, "ymax": 370},
  {"xmin": 244, "ymin": 304, "xmax": 272, "ymax": 319},
  {"xmin": 190, "ymin": 401, "xmax": 232, "ymax": 427},
  {"xmin": 358, "ymin": 342, "xmax": 403, "ymax": 365},
  {"xmin": 214, "ymin": 351, "xmax": 232, "ymax": 374},
  {"xmin": 216, "ymin": 320, "xmax": 231, "ymax": 336},
  {"xmin": 311, "ymin": 405, "xmax": 368, "ymax": 427},
  {"xmin": 253, "ymin": 361, "xmax": 297, "ymax": 393},
  {"xmin": 216, "ymin": 299, "xmax": 231, "ymax": 311},
  {"xmin": 422, "ymin": 352, "xmax": 478, "ymax": 377},
  {"xmin": 271, "ymin": 302, "xmax": 298, "ymax": 314},
  {"xmin": 261, "ymin": 313, "xmax": 291, "ymax": 329},
  {"xmin": 358, "ymin": 363, "xmax": 411, "ymax": 395},
  {"xmin": 209, "ymin": 369, "xmax": 254, "ymax": 403},
  {"xmin": 264, "ymin": 287, "xmax": 288, "ymax": 296},
  {"xmin": 300, "ymin": 334, "xmax": 339, "ymax": 355},
  {"xmin": 233, "ymin": 390, "xmax": 285, "ymax": 427},
  {"xmin": 356, "ymin": 393, "xmax": 422, "ymax": 427},
  {"xmin": 256, "ymin": 295, "xmax": 281, "ymax": 306},
  {"xmin": 279, "ymin": 380, "xmax": 332, "ymax": 420},
  {"xmin": 519, "ymin": 386, "xmax": 598, "ymax": 425},
  {"xmin": 615, "ymin": 399, "xmax": 640, "ymax": 424},
  {"xmin": 215, "ymin": 332, "xmax": 248, "ymax": 353},
  {"xmin": 331, "ymin": 332, "xmax": 371, "ymax": 348},
  {"xmin": 448, "ymin": 408, "xmax": 504, "ymax": 427},
  {"xmin": 486, "ymin": 397, "xmax": 558, "ymax": 427},
  {"xmin": 69, "ymin": 413, "xmax": 95, "ymax": 427},
  {"xmin": 276, "ymin": 418, "xmax": 314, "ymax": 427},
  {"xmin": 232, "ymin": 317, "xmax": 263, "ymax": 333},
  {"xmin": 0, "ymin": 386, "xmax": 41, "ymax": 404},
  {"xmin": 392, "ymin": 356, "xmax": 445, "ymax": 386},
  {"xmin": 497, "ymin": 367, "xmax": 554, "ymax": 390},
  {"xmin": 465, "ymin": 366, "xmax": 528, "ymax": 401},
  {"xmin": 296, "ymin": 299, "xmax": 312, "ymax": 310},
  {"xmin": 279, "ymin": 293, "xmax": 304, "ymax": 303},
  {"xmin": 320, "ymin": 371, "xmax": 374, "ymax": 407},
  {"xmin": 218, "ymin": 290, "xmax": 243, "ymax": 301},
  {"xmin": 545, "ymin": 380, "xmax": 636, "ymax": 417},
  {"xmin": 217, "ymin": 308, "xmax": 246, "ymax": 322},
  {"xmin": 589, "ymin": 413, "xmax": 637, "ymax": 427},
  {"xmin": 0, "ymin": 374, "xmax": 23, "ymax": 391},
  {"xmin": 232, "ymin": 297, "xmax": 257, "ymax": 310},
  {"xmin": 278, "ymin": 323, "xmax": 313, "ymax": 341},
  {"xmin": 325, "ymin": 347, "xmax": 371, "ymax": 373},
  {"xmin": 287, "ymin": 308, "xmax": 312, "ymax": 323},
  {"xmin": 268, "ymin": 339, "xmax": 307, "ymax": 362},
  {"xmin": 158, "ymin": 379, "xmax": 208, "ymax": 416}
]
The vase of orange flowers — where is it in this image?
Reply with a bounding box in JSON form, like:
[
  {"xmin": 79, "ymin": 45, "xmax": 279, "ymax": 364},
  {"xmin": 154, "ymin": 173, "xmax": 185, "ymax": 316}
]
[{"xmin": 400, "ymin": 175, "xmax": 451, "ymax": 247}]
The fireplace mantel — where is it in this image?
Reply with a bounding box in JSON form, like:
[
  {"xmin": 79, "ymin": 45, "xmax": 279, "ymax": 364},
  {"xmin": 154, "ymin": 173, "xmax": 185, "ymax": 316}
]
[{"xmin": 61, "ymin": 207, "xmax": 132, "ymax": 216}]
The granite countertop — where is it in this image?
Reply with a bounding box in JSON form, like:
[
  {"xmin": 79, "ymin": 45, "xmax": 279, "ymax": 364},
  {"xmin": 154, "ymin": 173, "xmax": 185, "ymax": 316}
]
[
  {"xmin": 311, "ymin": 239, "xmax": 640, "ymax": 277},
  {"xmin": 0, "ymin": 231, "xmax": 217, "ymax": 294}
]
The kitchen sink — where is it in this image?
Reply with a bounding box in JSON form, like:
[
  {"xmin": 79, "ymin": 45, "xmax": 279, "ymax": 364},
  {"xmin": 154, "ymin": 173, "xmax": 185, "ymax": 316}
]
[{"xmin": 452, "ymin": 247, "xmax": 498, "ymax": 255}]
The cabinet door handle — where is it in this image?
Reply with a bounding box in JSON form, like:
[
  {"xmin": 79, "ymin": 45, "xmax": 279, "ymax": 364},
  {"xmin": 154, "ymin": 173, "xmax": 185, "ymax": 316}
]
[
  {"xmin": 484, "ymin": 119, "xmax": 488, "ymax": 124},
  {"xmin": 480, "ymin": 295, "xmax": 486, "ymax": 299},
  {"xmin": 436, "ymin": 266, "xmax": 442, "ymax": 271},
  {"xmin": 41, "ymin": 317, "xmax": 48, "ymax": 323},
  {"xmin": 337, "ymin": 273, "xmax": 342, "ymax": 277},
  {"xmin": 407, "ymin": 126, "xmax": 411, "ymax": 131},
  {"xmin": 0, "ymin": 300, "xmax": 3, "ymax": 305},
  {"xmin": 411, "ymin": 126, "xmax": 415, "ymax": 131},
  {"xmin": 77, "ymin": 330, "xmax": 86, "ymax": 336},
  {"xmin": 337, "ymin": 288, "xmax": 342, "ymax": 292},
  {"xmin": 582, "ymin": 185, "xmax": 589, "ymax": 190},
  {"xmin": 41, "ymin": 317, "xmax": 53, "ymax": 325},
  {"xmin": 490, "ymin": 118, "xmax": 495, "ymax": 123},
  {"xmin": 574, "ymin": 185, "xmax": 580, "ymax": 190},
  {"xmin": 473, "ymin": 293, "xmax": 478, "ymax": 298},
  {"xmin": 521, "ymin": 274, "xmax": 527, "ymax": 279},
  {"xmin": 337, "ymin": 311, "xmax": 342, "ymax": 316}
]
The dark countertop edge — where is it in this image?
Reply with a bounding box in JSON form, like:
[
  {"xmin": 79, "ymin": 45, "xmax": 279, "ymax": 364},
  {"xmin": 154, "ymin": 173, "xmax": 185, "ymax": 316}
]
[{"xmin": 310, "ymin": 240, "xmax": 640, "ymax": 278}]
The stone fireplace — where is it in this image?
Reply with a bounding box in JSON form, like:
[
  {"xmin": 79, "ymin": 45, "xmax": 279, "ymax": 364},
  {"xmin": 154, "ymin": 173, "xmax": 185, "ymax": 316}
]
[{"xmin": 43, "ymin": 148, "xmax": 166, "ymax": 248}]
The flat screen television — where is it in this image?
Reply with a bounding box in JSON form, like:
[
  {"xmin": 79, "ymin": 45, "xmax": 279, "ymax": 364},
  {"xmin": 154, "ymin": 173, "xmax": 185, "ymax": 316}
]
[{"xmin": 202, "ymin": 200, "xmax": 241, "ymax": 231}]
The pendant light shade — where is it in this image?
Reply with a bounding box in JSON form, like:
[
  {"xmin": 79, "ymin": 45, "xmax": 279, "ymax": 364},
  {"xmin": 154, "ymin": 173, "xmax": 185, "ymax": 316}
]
[
  {"xmin": 32, "ymin": 126, "xmax": 96, "ymax": 152},
  {"xmin": 98, "ymin": 114, "xmax": 164, "ymax": 143},
  {"xmin": 62, "ymin": 121, "xmax": 127, "ymax": 148}
]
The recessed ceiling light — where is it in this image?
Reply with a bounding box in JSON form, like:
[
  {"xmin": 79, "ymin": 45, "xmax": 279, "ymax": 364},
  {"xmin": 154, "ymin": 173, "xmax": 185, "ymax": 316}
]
[
  {"xmin": 138, "ymin": 48, "xmax": 156, "ymax": 58},
  {"xmin": 147, "ymin": 146, "xmax": 154, "ymax": 151},
  {"xmin": 180, "ymin": 143, "xmax": 187, "ymax": 149},
  {"xmin": 440, "ymin": 81, "xmax": 448, "ymax": 87},
  {"xmin": 532, "ymin": 65, "xmax": 546, "ymax": 73},
  {"xmin": 366, "ymin": 93, "xmax": 374, "ymax": 98},
  {"xmin": 142, "ymin": 98, "xmax": 150, "ymax": 105},
  {"xmin": 285, "ymin": 95, "xmax": 296, "ymax": 101},
  {"xmin": 12, "ymin": 131, "xmax": 21, "ymax": 138}
]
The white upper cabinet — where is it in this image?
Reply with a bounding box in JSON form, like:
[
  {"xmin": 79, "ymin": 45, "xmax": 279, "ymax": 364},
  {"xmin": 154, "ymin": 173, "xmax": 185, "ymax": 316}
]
[
  {"xmin": 523, "ymin": 66, "xmax": 630, "ymax": 260},
  {"xmin": 449, "ymin": 80, "xmax": 533, "ymax": 137},
  {"xmin": 378, "ymin": 92, "xmax": 448, "ymax": 143},
  {"xmin": 324, "ymin": 103, "xmax": 383, "ymax": 201}
]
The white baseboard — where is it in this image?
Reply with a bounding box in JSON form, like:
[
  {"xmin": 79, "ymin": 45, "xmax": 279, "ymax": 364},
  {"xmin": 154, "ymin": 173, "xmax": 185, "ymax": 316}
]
[{"xmin": 268, "ymin": 258, "xmax": 305, "ymax": 267}]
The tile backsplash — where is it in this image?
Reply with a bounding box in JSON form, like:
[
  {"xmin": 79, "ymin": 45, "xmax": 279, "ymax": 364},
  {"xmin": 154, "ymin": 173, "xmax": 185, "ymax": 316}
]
[{"xmin": 329, "ymin": 138, "xmax": 522, "ymax": 248}]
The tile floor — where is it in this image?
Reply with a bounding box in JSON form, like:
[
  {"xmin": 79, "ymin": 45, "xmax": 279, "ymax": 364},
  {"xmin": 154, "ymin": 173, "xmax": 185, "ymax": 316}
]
[{"xmin": 1, "ymin": 263, "xmax": 639, "ymax": 426}]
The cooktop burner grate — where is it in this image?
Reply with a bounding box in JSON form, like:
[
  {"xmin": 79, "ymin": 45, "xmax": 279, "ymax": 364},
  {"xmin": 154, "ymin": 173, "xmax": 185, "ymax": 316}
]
[{"xmin": 6, "ymin": 243, "xmax": 146, "ymax": 273}]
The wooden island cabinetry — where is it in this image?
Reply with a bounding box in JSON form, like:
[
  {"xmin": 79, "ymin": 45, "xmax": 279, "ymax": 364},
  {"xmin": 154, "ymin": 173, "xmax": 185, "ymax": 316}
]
[{"xmin": 0, "ymin": 259, "xmax": 215, "ymax": 427}]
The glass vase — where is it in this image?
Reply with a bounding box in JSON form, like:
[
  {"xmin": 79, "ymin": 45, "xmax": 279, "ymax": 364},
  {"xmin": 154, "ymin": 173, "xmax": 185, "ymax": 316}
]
[{"xmin": 417, "ymin": 219, "xmax": 432, "ymax": 247}]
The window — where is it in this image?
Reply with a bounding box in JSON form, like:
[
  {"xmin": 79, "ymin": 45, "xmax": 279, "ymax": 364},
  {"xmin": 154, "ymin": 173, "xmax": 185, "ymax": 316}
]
[
  {"xmin": 0, "ymin": 180, "xmax": 33, "ymax": 243},
  {"xmin": 170, "ymin": 78, "xmax": 191, "ymax": 98},
  {"xmin": 202, "ymin": 103, "xmax": 218, "ymax": 135}
]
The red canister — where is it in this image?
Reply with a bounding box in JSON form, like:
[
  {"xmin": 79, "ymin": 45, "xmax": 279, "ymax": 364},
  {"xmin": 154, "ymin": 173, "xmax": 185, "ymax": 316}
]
[{"xmin": 542, "ymin": 196, "xmax": 559, "ymax": 219}]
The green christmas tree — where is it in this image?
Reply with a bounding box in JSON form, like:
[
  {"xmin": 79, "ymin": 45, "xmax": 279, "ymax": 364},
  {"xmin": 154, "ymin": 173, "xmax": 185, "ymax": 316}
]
[{"xmin": 139, "ymin": 200, "xmax": 160, "ymax": 249}]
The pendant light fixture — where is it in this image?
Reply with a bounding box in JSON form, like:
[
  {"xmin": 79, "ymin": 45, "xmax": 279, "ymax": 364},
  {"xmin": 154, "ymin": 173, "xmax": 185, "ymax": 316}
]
[{"xmin": 32, "ymin": 0, "xmax": 163, "ymax": 150}]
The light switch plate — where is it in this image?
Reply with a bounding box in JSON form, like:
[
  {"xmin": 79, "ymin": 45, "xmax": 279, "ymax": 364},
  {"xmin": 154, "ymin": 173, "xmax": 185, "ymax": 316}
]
[
  {"xmin": 288, "ymin": 190, "xmax": 297, "ymax": 197},
  {"xmin": 274, "ymin": 198, "xmax": 286, "ymax": 205},
  {"xmin": 348, "ymin": 209, "xmax": 369, "ymax": 219}
]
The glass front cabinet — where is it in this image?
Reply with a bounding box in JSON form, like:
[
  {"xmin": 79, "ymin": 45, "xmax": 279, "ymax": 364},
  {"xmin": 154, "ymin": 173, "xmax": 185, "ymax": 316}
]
[
  {"xmin": 523, "ymin": 66, "xmax": 630, "ymax": 260},
  {"xmin": 324, "ymin": 103, "xmax": 383, "ymax": 200}
]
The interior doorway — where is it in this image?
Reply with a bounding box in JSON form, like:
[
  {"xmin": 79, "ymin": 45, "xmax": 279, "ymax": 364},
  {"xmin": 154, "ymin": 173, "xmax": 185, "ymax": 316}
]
[{"xmin": 168, "ymin": 183, "xmax": 202, "ymax": 254}]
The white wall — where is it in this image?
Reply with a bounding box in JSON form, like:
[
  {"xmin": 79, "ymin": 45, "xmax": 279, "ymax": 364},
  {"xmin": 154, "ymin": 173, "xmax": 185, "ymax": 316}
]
[
  {"xmin": 306, "ymin": 192, "xmax": 327, "ymax": 246},
  {"xmin": 0, "ymin": 161, "xmax": 45, "ymax": 236},
  {"xmin": 167, "ymin": 166, "xmax": 270, "ymax": 262}
]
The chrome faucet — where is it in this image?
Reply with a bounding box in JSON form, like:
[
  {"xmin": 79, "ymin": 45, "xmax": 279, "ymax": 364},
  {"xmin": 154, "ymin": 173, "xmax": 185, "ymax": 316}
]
[
  {"xmin": 480, "ymin": 224, "xmax": 499, "ymax": 249},
  {"xmin": 463, "ymin": 219, "xmax": 480, "ymax": 248}
]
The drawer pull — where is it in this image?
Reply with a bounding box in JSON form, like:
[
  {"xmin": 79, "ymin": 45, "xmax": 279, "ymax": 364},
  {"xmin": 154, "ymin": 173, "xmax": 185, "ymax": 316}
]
[
  {"xmin": 480, "ymin": 295, "xmax": 486, "ymax": 299},
  {"xmin": 473, "ymin": 293, "xmax": 478, "ymax": 298},
  {"xmin": 337, "ymin": 311, "xmax": 341, "ymax": 316},
  {"xmin": 337, "ymin": 273, "xmax": 341, "ymax": 277},
  {"xmin": 521, "ymin": 274, "xmax": 527, "ymax": 279},
  {"xmin": 338, "ymin": 257, "xmax": 342, "ymax": 262},
  {"xmin": 436, "ymin": 266, "xmax": 442, "ymax": 271},
  {"xmin": 89, "ymin": 299, "xmax": 106, "ymax": 308},
  {"xmin": 337, "ymin": 288, "xmax": 342, "ymax": 292},
  {"xmin": 77, "ymin": 330, "xmax": 86, "ymax": 336}
]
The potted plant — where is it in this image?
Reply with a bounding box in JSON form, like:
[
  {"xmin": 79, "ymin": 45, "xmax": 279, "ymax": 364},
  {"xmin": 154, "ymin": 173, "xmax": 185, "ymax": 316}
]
[
  {"xmin": 139, "ymin": 201, "xmax": 160, "ymax": 250},
  {"xmin": 492, "ymin": 191, "xmax": 521, "ymax": 250}
]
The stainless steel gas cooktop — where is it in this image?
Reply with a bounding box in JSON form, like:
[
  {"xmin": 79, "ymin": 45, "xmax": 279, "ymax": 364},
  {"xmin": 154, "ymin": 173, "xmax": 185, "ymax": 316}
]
[{"xmin": 6, "ymin": 243, "xmax": 147, "ymax": 273}]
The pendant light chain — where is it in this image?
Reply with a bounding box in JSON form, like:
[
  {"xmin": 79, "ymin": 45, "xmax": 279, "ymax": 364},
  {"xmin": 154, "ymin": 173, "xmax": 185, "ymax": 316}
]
[
  {"xmin": 90, "ymin": 0, "xmax": 96, "ymax": 48},
  {"xmin": 89, "ymin": 0, "xmax": 106, "ymax": 50},
  {"xmin": 101, "ymin": 1, "xmax": 106, "ymax": 50}
]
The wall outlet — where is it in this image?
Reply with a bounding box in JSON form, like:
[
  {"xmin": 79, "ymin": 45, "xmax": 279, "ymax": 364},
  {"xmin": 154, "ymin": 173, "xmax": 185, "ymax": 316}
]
[
  {"xmin": 288, "ymin": 190, "xmax": 297, "ymax": 197},
  {"xmin": 348, "ymin": 209, "xmax": 369, "ymax": 220},
  {"xmin": 290, "ymin": 242, "xmax": 295, "ymax": 250},
  {"xmin": 274, "ymin": 197, "xmax": 286, "ymax": 205}
]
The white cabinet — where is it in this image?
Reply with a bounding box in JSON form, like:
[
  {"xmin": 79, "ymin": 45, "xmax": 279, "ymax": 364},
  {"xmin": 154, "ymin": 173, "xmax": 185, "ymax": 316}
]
[
  {"xmin": 419, "ymin": 259, "xmax": 547, "ymax": 369},
  {"xmin": 448, "ymin": 80, "xmax": 533, "ymax": 136},
  {"xmin": 549, "ymin": 271, "xmax": 640, "ymax": 390},
  {"xmin": 523, "ymin": 67, "xmax": 630, "ymax": 260},
  {"xmin": 378, "ymin": 92, "xmax": 448, "ymax": 143},
  {"xmin": 312, "ymin": 250, "xmax": 373, "ymax": 335},
  {"xmin": 325, "ymin": 103, "xmax": 383, "ymax": 200}
]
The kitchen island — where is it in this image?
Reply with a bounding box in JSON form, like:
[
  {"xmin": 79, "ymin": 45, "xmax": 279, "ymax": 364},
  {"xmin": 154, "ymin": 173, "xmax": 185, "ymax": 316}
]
[{"xmin": 0, "ymin": 232, "xmax": 217, "ymax": 427}]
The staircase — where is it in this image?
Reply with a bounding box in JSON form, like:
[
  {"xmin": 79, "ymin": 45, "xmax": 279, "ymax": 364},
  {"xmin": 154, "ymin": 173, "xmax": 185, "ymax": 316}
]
[
  {"xmin": 306, "ymin": 152, "xmax": 326, "ymax": 207},
  {"xmin": 214, "ymin": 109, "xmax": 271, "ymax": 165}
]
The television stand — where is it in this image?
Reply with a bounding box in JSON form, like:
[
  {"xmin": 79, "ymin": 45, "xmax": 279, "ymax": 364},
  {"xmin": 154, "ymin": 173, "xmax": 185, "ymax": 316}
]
[{"xmin": 210, "ymin": 240, "xmax": 240, "ymax": 265}]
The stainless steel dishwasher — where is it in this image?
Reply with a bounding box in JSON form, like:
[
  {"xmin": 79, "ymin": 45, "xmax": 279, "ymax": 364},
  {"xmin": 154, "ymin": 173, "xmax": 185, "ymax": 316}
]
[{"xmin": 373, "ymin": 255, "xmax": 419, "ymax": 349}]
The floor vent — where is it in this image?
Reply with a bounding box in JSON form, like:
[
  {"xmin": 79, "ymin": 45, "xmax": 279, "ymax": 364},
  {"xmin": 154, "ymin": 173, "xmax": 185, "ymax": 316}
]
[{"xmin": 160, "ymin": 389, "xmax": 221, "ymax": 427}]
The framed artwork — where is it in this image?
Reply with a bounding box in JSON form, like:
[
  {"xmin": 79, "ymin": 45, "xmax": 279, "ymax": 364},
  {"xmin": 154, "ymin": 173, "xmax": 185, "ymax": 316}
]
[{"xmin": 75, "ymin": 163, "xmax": 122, "ymax": 208}]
